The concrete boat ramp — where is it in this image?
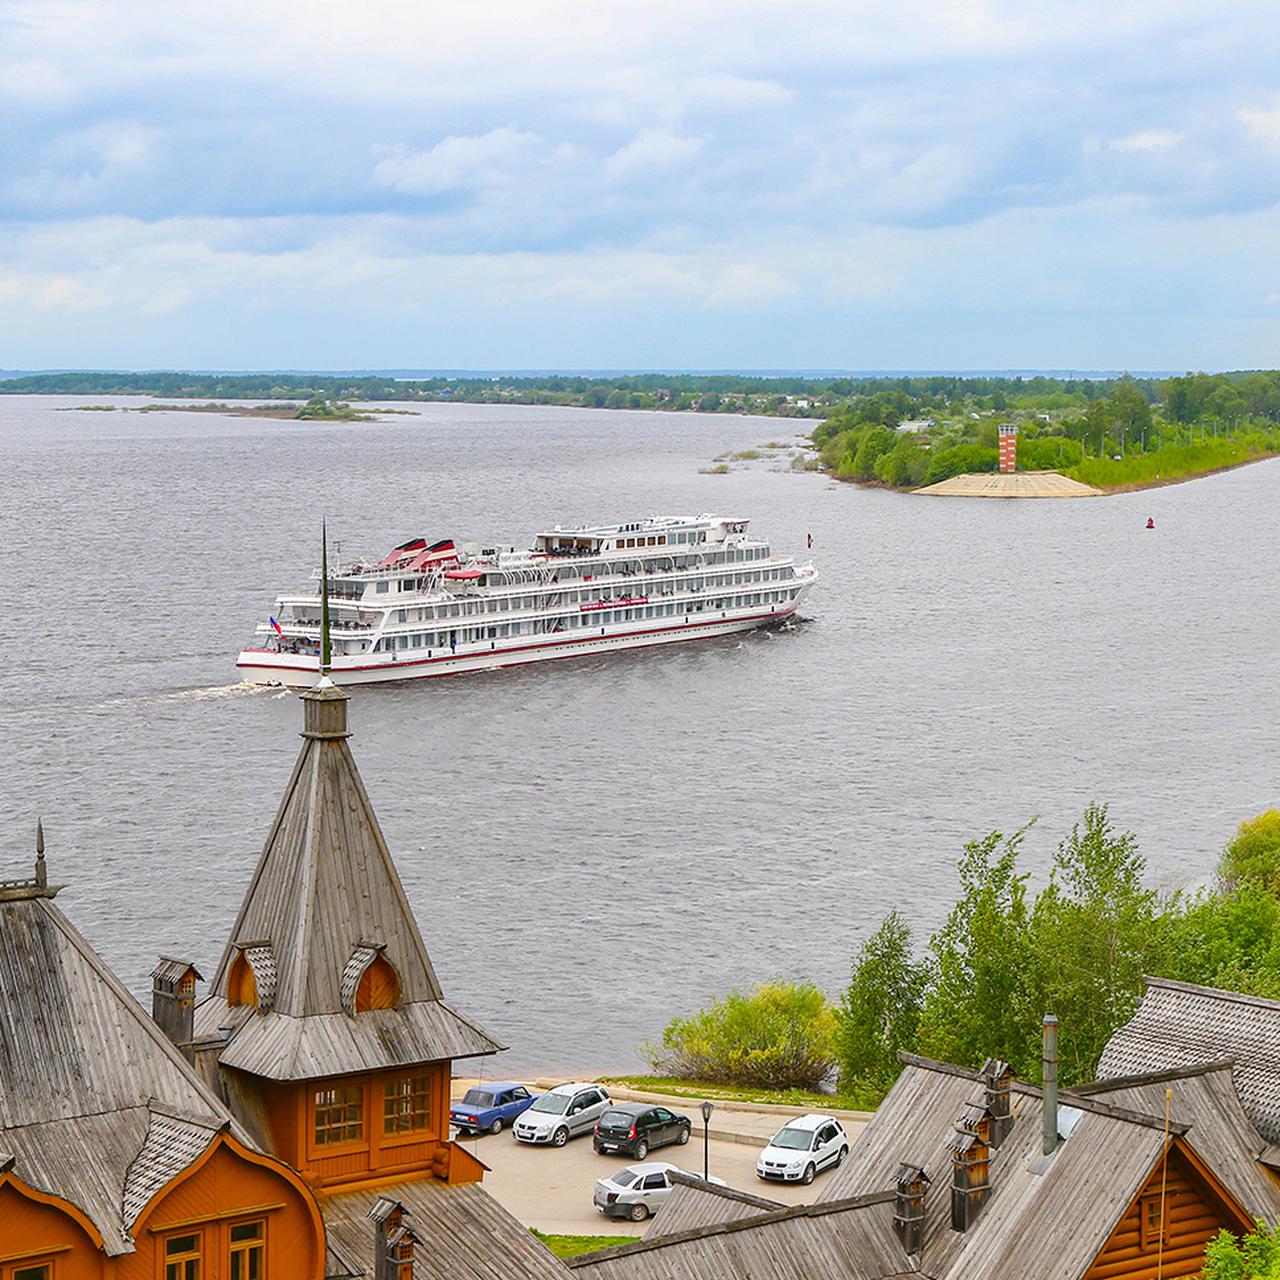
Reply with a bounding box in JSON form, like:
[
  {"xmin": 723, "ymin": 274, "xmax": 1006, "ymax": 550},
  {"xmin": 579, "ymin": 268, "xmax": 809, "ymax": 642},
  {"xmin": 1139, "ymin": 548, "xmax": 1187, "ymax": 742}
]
[{"xmin": 914, "ymin": 471, "xmax": 1102, "ymax": 497}]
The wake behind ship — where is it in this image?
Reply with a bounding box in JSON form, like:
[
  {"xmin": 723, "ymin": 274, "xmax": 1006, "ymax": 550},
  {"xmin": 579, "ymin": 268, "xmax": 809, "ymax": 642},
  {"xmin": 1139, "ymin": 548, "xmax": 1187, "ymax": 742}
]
[{"xmin": 237, "ymin": 514, "xmax": 818, "ymax": 687}]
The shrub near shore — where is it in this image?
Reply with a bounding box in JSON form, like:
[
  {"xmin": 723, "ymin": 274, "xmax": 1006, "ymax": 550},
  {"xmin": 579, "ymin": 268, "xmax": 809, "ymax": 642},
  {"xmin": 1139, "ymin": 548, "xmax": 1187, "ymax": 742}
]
[{"xmin": 646, "ymin": 805, "xmax": 1280, "ymax": 1108}]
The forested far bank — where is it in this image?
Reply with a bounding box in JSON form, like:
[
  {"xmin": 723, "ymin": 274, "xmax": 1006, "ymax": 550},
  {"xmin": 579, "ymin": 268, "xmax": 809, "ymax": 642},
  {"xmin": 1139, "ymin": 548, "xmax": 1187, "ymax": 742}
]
[
  {"xmin": 813, "ymin": 371, "xmax": 1280, "ymax": 490},
  {"xmin": 9, "ymin": 368, "xmax": 1280, "ymax": 429}
]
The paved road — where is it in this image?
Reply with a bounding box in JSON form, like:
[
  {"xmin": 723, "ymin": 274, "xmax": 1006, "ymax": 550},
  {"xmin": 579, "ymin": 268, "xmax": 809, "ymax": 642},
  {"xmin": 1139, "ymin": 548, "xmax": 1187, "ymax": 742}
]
[{"xmin": 454, "ymin": 1127, "xmax": 834, "ymax": 1237}]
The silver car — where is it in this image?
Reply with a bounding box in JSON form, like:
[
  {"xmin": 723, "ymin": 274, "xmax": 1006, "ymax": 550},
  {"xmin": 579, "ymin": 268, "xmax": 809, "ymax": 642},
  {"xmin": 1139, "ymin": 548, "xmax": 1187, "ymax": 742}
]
[
  {"xmin": 593, "ymin": 1162, "xmax": 727, "ymax": 1222},
  {"xmin": 513, "ymin": 1082, "xmax": 611, "ymax": 1146}
]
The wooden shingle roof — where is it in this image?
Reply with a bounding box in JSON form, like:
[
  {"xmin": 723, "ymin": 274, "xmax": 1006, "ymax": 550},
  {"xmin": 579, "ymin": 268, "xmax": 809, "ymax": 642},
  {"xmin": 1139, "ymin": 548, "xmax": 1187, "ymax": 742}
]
[
  {"xmin": 568, "ymin": 1192, "xmax": 905, "ymax": 1280},
  {"xmin": 1076, "ymin": 1061, "xmax": 1280, "ymax": 1220},
  {"xmin": 1099, "ymin": 976, "xmax": 1280, "ymax": 1144},
  {"xmin": 571, "ymin": 1050, "xmax": 1261, "ymax": 1280},
  {"xmin": 817, "ymin": 1056, "xmax": 1180, "ymax": 1280},
  {"xmin": 201, "ymin": 680, "xmax": 502, "ymax": 1076},
  {"xmin": 640, "ymin": 1172, "xmax": 782, "ymax": 1240},
  {"xmin": 0, "ymin": 884, "xmax": 243, "ymax": 1254},
  {"xmin": 321, "ymin": 1179, "xmax": 572, "ymax": 1279}
]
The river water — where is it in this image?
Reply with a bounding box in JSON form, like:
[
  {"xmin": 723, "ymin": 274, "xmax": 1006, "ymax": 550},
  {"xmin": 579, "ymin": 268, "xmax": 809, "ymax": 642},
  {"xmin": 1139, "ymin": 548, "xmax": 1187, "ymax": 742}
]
[{"xmin": 3, "ymin": 396, "xmax": 1278, "ymax": 1075}]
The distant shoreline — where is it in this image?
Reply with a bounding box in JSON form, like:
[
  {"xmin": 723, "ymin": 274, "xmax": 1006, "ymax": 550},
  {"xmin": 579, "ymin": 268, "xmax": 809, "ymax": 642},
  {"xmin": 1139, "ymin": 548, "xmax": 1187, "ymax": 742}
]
[{"xmin": 827, "ymin": 451, "xmax": 1280, "ymax": 496}]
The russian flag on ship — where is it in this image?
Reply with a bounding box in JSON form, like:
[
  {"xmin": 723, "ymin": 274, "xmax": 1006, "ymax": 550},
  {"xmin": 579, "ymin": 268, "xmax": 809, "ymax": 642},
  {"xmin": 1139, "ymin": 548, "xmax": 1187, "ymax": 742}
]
[{"xmin": 269, "ymin": 616, "xmax": 284, "ymax": 637}]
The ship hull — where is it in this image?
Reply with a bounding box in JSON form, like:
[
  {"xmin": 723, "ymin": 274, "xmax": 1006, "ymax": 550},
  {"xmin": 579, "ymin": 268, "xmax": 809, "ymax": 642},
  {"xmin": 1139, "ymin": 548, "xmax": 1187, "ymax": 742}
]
[{"xmin": 238, "ymin": 603, "xmax": 800, "ymax": 688}]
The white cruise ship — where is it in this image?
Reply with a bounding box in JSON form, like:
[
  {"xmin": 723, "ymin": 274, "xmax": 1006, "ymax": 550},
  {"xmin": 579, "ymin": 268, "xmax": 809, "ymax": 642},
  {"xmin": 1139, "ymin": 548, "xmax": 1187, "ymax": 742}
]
[{"xmin": 236, "ymin": 515, "xmax": 817, "ymax": 687}]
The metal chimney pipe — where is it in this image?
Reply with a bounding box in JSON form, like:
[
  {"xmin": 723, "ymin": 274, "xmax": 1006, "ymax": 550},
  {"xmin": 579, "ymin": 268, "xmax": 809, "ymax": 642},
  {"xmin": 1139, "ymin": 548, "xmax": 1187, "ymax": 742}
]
[{"xmin": 1042, "ymin": 1014, "xmax": 1059, "ymax": 1157}]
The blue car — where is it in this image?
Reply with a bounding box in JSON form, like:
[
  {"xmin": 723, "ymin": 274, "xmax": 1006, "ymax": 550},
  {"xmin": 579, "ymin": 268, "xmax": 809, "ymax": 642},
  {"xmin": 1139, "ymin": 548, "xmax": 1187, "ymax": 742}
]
[{"xmin": 450, "ymin": 1082, "xmax": 536, "ymax": 1135}]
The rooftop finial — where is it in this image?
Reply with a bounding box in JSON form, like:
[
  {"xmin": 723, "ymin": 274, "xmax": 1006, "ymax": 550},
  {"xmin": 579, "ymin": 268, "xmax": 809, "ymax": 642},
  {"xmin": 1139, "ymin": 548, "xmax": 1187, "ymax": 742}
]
[
  {"xmin": 320, "ymin": 519, "xmax": 332, "ymax": 677},
  {"xmin": 35, "ymin": 818, "xmax": 46, "ymax": 889}
]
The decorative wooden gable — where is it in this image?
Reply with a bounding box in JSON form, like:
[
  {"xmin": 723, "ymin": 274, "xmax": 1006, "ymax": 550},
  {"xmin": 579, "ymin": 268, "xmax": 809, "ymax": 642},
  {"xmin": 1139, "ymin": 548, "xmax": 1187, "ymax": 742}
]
[{"xmin": 1083, "ymin": 1137, "xmax": 1255, "ymax": 1280}]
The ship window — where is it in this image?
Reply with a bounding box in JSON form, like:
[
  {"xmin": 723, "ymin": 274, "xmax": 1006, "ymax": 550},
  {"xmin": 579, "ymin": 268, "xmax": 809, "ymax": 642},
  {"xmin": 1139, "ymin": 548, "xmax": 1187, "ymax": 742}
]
[
  {"xmin": 658, "ymin": 535, "xmax": 666, "ymax": 545},
  {"xmin": 377, "ymin": 581, "xmax": 389, "ymax": 593}
]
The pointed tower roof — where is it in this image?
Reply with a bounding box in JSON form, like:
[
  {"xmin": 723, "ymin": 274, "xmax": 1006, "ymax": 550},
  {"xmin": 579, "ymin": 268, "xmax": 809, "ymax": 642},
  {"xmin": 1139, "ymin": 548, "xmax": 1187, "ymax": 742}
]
[{"xmin": 202, "ymin": 678, "xmax": 502, "ymax": 1080}]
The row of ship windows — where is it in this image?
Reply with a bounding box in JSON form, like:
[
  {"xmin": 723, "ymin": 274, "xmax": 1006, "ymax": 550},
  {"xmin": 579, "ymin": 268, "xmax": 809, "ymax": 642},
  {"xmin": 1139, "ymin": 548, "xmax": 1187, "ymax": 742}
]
[
  {"xmin": 372, "ymin": 592, "xmax": 788, "ymax": 651},
  {"xmin": 382, "ymin": 571, "xmax": 791, "ymax": 622}
]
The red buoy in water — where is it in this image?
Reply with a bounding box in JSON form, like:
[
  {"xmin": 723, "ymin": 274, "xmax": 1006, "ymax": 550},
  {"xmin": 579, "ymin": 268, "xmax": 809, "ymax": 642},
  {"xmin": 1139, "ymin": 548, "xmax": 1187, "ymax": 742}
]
[{"xmin": 1146, "ymin": 517, "xmax": 1155, "ymax": 529}]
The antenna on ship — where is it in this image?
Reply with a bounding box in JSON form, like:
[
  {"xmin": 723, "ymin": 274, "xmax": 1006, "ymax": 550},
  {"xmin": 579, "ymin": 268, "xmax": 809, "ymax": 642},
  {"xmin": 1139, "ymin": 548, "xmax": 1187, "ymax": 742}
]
[{"xmin": 320, "ymin": 519, "xmax": 332, "ymax": 677}]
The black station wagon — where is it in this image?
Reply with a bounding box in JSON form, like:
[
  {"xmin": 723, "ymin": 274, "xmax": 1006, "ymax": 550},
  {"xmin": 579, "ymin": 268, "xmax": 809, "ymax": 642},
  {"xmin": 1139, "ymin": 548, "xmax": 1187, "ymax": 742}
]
[{"xmin": 593, "ymin": 1102, "xmax": 692, "ymax": 1159}]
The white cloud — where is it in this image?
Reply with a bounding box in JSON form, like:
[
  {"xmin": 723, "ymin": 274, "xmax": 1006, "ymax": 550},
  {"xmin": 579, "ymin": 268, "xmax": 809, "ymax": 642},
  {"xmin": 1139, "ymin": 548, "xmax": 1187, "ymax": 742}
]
[
  {"xmin": 373, "ymin": 128, "xmax": 546, "ymax": 196},
  {"xmin": 702, "ymin": 262, "xmax": 796, "ymax": 308},
  {"xmin": 2, "ymin": 0, "xmax": 1280, "ymax": 366},
  {"xmin": 603, "ymin": 129, "xmax": 706, "ymax": 185},
  {"xmin": 1239, "ymin": 99, "xmax": 1280, "ymax": 143},
  {"xmin": 1111, "ymin": 129, "xmax": 1185, "ymax": 152}
]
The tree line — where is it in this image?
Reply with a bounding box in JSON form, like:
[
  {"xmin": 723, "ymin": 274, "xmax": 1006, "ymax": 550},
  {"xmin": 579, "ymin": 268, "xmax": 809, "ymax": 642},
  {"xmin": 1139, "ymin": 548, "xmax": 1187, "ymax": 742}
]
[{"xmin": 645, "ymin": 806, "xmax": 1280, "ymax": 1106}]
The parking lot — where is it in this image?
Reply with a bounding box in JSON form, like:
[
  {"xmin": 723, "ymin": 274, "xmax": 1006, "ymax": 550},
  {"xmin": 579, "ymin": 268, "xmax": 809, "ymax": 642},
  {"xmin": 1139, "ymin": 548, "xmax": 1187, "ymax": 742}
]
[{"xmin": 453, "ymin": 1113, "xmax": 865, "ymax": 1237}]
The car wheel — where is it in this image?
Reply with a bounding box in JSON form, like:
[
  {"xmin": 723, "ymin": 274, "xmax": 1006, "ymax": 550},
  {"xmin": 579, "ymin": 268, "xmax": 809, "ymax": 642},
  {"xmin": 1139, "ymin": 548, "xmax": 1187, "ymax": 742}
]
[
  {"xmin": 628, "ymin": 1202, "xmax": 649, "ymax": 1223},
  {"xmin": 801, "ymin": 1163, "xmax": 816, "ymax": 1185},
  {"xmin": 634, "ymin": 1140, "xmax": 649, "ymax": 1160},
  {"xmin": 489, "ymin": 1117, "xmax": 503, "ymax": 1136},
  {"xmin": 552, "ymin": 1127, "xmax": 569, "ymax": 1148},
  {"xmin": 836, "ymin": 1145, "xmax": 848, "ymax": 1166},
  {"xmin": 676, "ymin": 1125, "xmax": 691, "ymax": 1145}
]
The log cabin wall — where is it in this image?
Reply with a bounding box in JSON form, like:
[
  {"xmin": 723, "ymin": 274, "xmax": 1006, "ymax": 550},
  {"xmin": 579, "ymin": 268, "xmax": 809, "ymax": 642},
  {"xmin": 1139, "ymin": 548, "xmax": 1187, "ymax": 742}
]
[{"xmin": 1084, "ymin": 1147, "xmax": 1238, "ymax": 1280}]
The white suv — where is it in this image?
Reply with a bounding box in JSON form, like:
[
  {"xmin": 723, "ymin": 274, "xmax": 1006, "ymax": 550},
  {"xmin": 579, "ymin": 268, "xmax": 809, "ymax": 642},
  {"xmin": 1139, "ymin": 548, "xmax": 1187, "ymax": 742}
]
[
  {"xmin": 756, "ymin": 1114, "xmax": 848, "ymax": 1184},
  {"xmin": 513, "ymin": 1083, "xmax": 611, "ymax": 1146}
]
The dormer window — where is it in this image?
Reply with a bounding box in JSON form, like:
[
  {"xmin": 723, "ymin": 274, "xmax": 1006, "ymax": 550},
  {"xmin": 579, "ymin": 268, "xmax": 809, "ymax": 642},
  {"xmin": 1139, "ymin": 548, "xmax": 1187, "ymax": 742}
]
[
  {"xmin": 228, "ymin": 943, "xmax": 276, "ymax": 1010},
  {"xmin": 341, "ymin": 943, "xmax": 400, "ymax": 1014}
]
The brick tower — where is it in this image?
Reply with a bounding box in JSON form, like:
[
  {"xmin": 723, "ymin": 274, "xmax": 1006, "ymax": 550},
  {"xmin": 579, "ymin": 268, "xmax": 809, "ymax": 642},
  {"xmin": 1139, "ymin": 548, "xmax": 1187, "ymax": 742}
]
[{"xmin": 998, "ymin": 423, "xmax": 1018, "ymax": 474}]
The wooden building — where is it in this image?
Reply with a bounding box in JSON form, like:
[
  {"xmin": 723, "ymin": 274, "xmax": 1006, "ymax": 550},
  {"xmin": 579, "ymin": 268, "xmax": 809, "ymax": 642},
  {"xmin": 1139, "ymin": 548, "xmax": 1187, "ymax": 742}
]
[
  {"xmin": 1100, "ymin": 976, "xmax": 1280, "ymax": 1145},
  {"xmin": 0, "ymin": 828, "xmax": 327, "ymax": 1279},
  {"xmin": 0, "ymin": 676, "xmax": 571, "ymax": 1279},
  {"xmin": 571, "ymin": 1049, "xmax": 1280, "ymax": 1280},
  {"xmin": 180, "ymin": 675, "xmax": 569, "ymax": 1280}
]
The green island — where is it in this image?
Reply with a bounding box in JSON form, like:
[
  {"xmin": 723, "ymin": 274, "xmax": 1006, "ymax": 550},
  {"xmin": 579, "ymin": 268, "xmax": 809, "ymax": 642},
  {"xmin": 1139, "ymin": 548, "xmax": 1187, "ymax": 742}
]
[
  {"xmin": 60, "ymin": 396, "xmax": 386, "ymax": 422},
  {"xmin": 637, "ymin": 805, "xmax": 1280, "ymax": 1111}
]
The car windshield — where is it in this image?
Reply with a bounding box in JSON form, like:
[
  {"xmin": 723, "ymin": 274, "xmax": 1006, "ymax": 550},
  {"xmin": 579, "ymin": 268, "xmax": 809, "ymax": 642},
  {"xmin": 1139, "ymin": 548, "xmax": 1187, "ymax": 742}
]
[
  {"xmin": 771, "ymin": 1128, "xmax": 815, "ymax": 1150},
  {"xmin": 461, "ymin": 1090, "xmax": 494, "ymax": 1107},
  {"xmin": 529, "ymin": 1093, "xmax": 570, "ymax": 1115},
  {"xmin": 612, "ymin": 1170, "xmax": 639, "ymax": 1188},
  {"xmin": 600, "ymin": 1110, "xmax": 636, "ymax": 1127}
]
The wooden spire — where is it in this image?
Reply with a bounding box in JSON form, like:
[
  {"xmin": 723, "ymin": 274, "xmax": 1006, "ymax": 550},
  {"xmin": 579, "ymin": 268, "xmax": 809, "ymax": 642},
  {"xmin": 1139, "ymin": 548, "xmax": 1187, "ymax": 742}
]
[{"xmin": 320, "ymin": 519, "xmax": 332, "ymax": 675}]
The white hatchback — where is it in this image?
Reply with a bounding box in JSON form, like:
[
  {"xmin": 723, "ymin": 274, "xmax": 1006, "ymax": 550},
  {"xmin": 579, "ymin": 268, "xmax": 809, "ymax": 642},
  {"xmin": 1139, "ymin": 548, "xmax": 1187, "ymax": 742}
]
[
  {"xmin": 755, "ymin": 1114, "xmax": 848, "ymax": 1184},
  {"xmin": 593, "ymin": 1162, "xmax": 727, "ymax": 1222}
]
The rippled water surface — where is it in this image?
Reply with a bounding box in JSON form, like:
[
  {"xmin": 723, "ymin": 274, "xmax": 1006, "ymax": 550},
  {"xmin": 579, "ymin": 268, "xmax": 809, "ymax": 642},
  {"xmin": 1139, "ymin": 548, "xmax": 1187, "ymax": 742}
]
[{"xmin": 4, "ymin": 396, "xmax": 1279, "ymax": 1074}]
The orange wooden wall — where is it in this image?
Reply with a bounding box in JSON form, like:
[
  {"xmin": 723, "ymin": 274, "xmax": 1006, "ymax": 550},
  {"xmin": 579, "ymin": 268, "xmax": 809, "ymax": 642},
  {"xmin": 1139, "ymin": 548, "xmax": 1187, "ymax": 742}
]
[
  {"xmin": 260, "ymin": 1061, "xmax": 453, "ymax": 1190},
  {"xmin": 1084, "ymin": 1146, "xmax": 1243, "ymax": 1280},
  {"xmin": 0, "ymin": 1139, "xmax": 324, "ymax": 1280},
  {"xmin": 0, "ymin": 1178, "xmax": 103, "ymax": 1276}
]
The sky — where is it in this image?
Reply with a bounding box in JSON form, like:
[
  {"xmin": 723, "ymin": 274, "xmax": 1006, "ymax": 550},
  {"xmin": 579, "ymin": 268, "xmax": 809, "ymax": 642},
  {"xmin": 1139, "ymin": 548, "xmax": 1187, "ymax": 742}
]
[{"xmin": 2, "ymin": 0, "xmax": 1279, "ymax": 371}]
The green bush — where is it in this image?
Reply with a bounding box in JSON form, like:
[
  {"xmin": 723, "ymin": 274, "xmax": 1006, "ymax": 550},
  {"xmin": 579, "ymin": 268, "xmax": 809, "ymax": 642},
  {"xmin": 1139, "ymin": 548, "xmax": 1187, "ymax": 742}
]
[
  {"xmin": 1018, "ymin": 436, "xmax": 1083, "ymax": 470},
  {"xmin": 1204, "ymin": 1220, "xmax": 1280, "ymax": 1279},
  {"xmin": 644, "ymin": 980, "xmax": 837, "ymax": 1091},
  {"xmin": 922, "ymin": 444, "xmax": 998, "ymax": 485},
  {"xmin": 1219, "ymin": 810, "xmax": 1280, "ymax": 895}
]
